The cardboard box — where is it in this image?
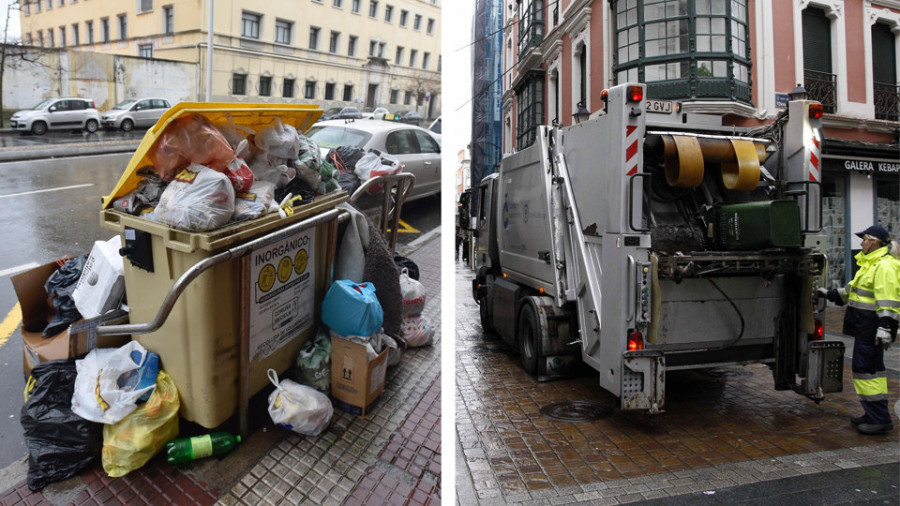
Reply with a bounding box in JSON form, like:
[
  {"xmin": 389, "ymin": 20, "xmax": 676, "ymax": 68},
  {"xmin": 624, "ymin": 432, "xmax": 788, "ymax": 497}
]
[
  {"xmin": 11, "ymin": 261, "xmax": 131, "ymax": 377},
  {"xmin": 330, "ymin": 336, "xmax": 388, "ymax": 417}
]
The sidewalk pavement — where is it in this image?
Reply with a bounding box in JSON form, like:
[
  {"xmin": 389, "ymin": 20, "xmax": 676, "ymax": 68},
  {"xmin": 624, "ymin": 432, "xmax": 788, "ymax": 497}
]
[
  {"xmin": 0, "ymin": 230, "xmax": 441, "ymax": 506},
  {"xmin": 455, "ymin": 260, "xmax": 899, "ymax": 505}
]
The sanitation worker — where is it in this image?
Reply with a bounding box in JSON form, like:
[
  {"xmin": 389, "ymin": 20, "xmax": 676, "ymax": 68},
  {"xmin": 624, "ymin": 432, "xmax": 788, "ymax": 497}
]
[{"xmin": 818, "ymin": 225, "xmax": 900, "ymax": 435}]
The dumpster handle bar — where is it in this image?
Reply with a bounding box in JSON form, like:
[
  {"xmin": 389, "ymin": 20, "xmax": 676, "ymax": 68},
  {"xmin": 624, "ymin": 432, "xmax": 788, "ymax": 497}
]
[{"xmin": 95, "ymin": 207, "xmax": 346, "ymax": 337}]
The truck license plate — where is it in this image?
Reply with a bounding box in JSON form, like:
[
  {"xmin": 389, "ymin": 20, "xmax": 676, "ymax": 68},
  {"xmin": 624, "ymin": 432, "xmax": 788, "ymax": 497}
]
[{"xmin": 645, "ymin": 99, "xmax": 676, "ymax": 114}]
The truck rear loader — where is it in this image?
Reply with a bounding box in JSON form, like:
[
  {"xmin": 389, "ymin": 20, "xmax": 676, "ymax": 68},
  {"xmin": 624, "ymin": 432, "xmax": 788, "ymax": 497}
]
[{"xmin": 472, "ymin": 83, "xmax": 844, "ymax": 413}]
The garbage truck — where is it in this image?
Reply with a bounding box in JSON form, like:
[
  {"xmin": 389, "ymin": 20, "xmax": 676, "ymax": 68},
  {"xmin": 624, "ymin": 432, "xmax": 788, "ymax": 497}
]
[{"xmin": 471, "ymin": 83, "xmax": 844, "ymax": 413}]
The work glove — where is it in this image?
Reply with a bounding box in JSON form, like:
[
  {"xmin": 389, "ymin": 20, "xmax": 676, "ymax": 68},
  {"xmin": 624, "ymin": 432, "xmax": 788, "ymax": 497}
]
[
  {"xmin": 876, "ymin": 327, "xmax": 892, "ymax": 351},
  {"xmin": 815, "ymin": 288, "xmax": 829, "ymax": 300}
]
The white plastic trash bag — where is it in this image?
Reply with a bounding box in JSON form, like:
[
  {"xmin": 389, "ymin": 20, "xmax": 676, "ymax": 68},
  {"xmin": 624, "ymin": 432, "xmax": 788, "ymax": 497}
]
[
  {"xmin": 150, "ymin": 163, "xmax": 235, "ymax": 232},
  {"xmin": 400, "ymin": 315, "xmax": 435, "ymax": 348},
  {"xmin": 266, "ymin": 369, "xmax": 333, "ymax": 436},
  {"xmin": 72, "ymin": 341, "xmax": 160, "ymax": 424},
  {"xmin": 399, "ymin": 268, "xmax": 425, "ymax": 317}
]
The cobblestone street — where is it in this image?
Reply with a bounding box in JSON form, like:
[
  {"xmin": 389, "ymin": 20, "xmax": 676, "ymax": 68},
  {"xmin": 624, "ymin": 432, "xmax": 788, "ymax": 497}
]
[{"xmin": 455, "ymin": 262, "xmax": 899, "ymax": 505}]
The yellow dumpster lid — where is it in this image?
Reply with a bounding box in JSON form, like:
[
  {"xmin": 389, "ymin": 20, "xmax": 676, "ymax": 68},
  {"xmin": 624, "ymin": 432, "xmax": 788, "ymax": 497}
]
[{"xmin": 101, "ymin": 102, "xmax": 323, "ymax": 209}]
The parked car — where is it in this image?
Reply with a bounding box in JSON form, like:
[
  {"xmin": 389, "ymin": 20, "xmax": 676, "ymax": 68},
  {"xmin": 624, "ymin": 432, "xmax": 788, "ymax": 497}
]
[
  {"xmin": 319, "ymin": 107, "xmax": 363, "ymax": 121},
  {"xmin": 427, "ymin": 116, "xmax": 441, "ymax": 134},
  {"xmin": 392, "ymin": 110, "xmax": 424, "ymax": 125},
  {"xmin": 101, "ymin": 98, "xmax": 172, "ymax": 131},
  {"xmin": 9, "ymin": 97, "xmax": 100, "ymax": 135},
  {"xmin": 306, "ymin": 119, "xmax": 442, "ymax": 201},
  {"xmin": 361, "ymin": 107, "xmax": 390, "ymax": 120}
]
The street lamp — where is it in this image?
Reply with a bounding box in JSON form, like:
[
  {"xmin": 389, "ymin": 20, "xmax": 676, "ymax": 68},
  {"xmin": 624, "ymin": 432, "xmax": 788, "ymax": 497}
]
[
  {"xmin": 789, "ymin": 84, "xmax": 807, "ymax": 101},
  {"xmin": 573, "ymin": 100, "xmax": 590, "ymax": 124}
]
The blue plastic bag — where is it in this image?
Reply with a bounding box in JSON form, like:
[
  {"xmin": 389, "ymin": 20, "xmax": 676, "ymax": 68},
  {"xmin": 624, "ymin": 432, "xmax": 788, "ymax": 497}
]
[{"xmin": 321, "ymin": 280, "xmax": 384, "ymax": 336}]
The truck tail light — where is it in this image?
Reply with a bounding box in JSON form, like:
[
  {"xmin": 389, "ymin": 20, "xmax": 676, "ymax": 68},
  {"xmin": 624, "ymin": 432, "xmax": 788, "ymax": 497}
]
[
  {"xmin": 626, "ymin": 86, "xmax": 644, "ymax": 103},
  {"xmin": 811, "ymin": 318, "xmax": 824, "ymax": 340},
  {"xmin": 808, "ymin": 103, "xmax": 823, "ymax": 119},
  {"xmin": 628, "ymin": 331, "xmax": 644, "ymax": 351}
]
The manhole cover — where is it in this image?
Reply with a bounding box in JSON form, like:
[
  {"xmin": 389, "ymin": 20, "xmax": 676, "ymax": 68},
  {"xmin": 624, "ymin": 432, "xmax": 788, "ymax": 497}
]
[{"xmin": 539, "ymin": 401, "xmax": 612, "ymax": 422}]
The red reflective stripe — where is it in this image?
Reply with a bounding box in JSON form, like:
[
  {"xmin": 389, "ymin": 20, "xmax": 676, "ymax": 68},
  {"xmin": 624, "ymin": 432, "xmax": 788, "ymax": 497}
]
[
  {"xmin": 810, "ymin": 152, "xmax": 819, "ymax": 170},
  {"xmin": 812, "ymin": 136, "xmax": 820, "ymax": 148},
  {"xmin": 626, "ymin": 166, "xmax": 637, "ymax": 176},
  {"xmin": 626, "ymin": 140, "xmax": 638, "ymax": 161},
  {"xmin": 810, "ymin": 172, "xmax": 818, "ymax": 182},
  {"xmin": 626, "ymin": 125, "xmax": 637, "ymax": 137}
]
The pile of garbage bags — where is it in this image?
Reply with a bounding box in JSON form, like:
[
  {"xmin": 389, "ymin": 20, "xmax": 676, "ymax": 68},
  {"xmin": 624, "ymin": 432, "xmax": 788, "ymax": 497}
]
[{"xmin": 109, "ymin": 113, "xmax": 390, "ymax": 233}]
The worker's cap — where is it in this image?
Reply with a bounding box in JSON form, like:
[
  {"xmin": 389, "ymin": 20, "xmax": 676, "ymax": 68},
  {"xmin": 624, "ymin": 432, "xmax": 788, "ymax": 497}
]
[{"xmin": 855, "ymin": 225, "xmax": 890, "ymax": 244}]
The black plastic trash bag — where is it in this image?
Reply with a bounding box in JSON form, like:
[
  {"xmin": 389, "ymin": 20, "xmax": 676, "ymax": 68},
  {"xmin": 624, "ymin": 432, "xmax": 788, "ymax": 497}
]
[
  {"xmin": 393, "ymin": 254, "xmax": 420, "ymax": 280},
  {"xmin": 326, "ymin": 145, "xmax": 365, "ymax": 173},
  {"xmin": 43, "ymin": 255, "xmax": 88, "ymax": 336},
  {"xmin": 21, "ymin": 359, "xmax": 101, "ymax": 491}
]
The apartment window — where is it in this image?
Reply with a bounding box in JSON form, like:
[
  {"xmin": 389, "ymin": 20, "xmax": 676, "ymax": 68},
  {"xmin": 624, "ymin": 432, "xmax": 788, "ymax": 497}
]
[
  {"xmin": 309, "ymin": 27, "xmax": 320, "ymax": 50},
  {"xmin": 351, "ymin": 0, "xmax": 360, "ymax": 13},
  {"xmin": 369, "ymin": 1, "xmax": 378, "ymax": 18},
  {"xmin": 517, "ymin": 0, "xmax": 544, "ymax": 56},
  {"xmin": 71, "ymin": 23, "xmax": 79, "ymax": 45},
  {"xmin": 399, "ymin": 9, "xmax": 408, "ymax": 26},
  {"xmin": 422, "ymin": 52, "xmax": 430, "ymax": 69},
  {"xmin": 275, "ymin": 19, "xmax": 292, "ymax": 44},
  {"xmin": 872, "ymin": 22, "xmax": 899, "ymax": 121},
  {"xmin": 612, "ymin": 0, "xmax": 751, "ymax": 104},
  {"xmin": 404, "ymin": 90, "xmax": 411, "ymax": 105},
  {"xmin": 22, "ymin": 2, "xmax": 29, "ymax": 15},
  {"xmin": 163, "ymin": 6, "xmax": 174, "ymax": 34},
  {"xmin": 242, "ymin": 11, "xmax": 261, "ymax": 39},
  {"xmin": 348, "ymin": 35, "xmax": 357, "ymax": 56},
  {"xmin": 802, "ymin": 6, "xmax": 835, "ymax": 113},
  {"xmin": 325, "ymin": 82, "xmax": 335, "ymax": 100},
  {"xmin": 259, "ymin": 76, "xmax": 272, "ymax": 97},
  {"xmin": 233, "ymin": 74, "xmax": 247, "ymax": 95},
  {"xmin": 138, "ymin": 0, "xmax": 152, "ymax": 13},
  {"xmin": 395, "ymin": 46, "xmax": 404, "ymax": 65},
  {"xmin": 25, "ymin": 33, "xmax": 32, "ymax": 45},
  {"xmin": 329, "ymin": 31, "xmax": 340, "ymax": 53},
  {"xmin": 57, "ymin": 0, "xmax": 63, "ymax": 6},
  {"xmin": 333, "ymin": 0, "xmax": 342, "ymax": 7},
  {"xmin": 34, "ymin": 1, "xmax": 40, "ymax": 13},
  {"xmin": 368, "ymin": 40, "xmax": 377, "ymax": 56},
  {"xmin": 409, "ymin": 49, "xmax": 417, "ymax": 67},
  {"xmin": 118, "ymin": 14, "xmax": 127, "ymax": 40},
  {"xmin": 384, "ymin": 5, "xmax": 393, "ymax": 22},
  {"xmin": 37, "ymin": 30, "xmax": 43, "ymax": 47},
  {"xmin": 515, "ymin": 71, "xmax": 544, "ymax": 149},
  {"xmin": 101, "ymin": 18, "xmax": 110, "ymax": 42},
  {"xmin": 378, "ymin": 41, "xmax": 385, "ymax": 58},
  {"xmin": 426, "ymin": 18, "xmax": 434, "ymax": 34},
  {"xmin": 283, "ymin": 78, "xmax": 295, "ymax": 98},
  {"xmin": 86, "ymin": 21, "xmax": 93, "ymax": 43},
  {"xmin": 58, "ymin": 26, "xmax": 65, "ymax": 47},
  {"xmin": 305, "ymin": 80, "xmax": 316, "ymax": 99},
  {"xmin": 343, "ymin": 85, "xmax": 353, "ymax": 101},
  {"xmin": 139, "ymin": 44, "xmax": 152, "ymax": 58},
  {"xmin": 413, "ymin": 14, "xmax": 421, "ymax": 30},
  {"xmin": 389, "ymin": 88, "xmax": 398, "ymax": 104},
  {"xmin": 45, "ymin": 0, "xmax": 51, "ymax": 9}
]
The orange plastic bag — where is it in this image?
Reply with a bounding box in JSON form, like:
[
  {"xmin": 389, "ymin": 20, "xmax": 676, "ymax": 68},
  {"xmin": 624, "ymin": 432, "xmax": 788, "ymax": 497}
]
[
  {"xmin": 101, "ymin": 370, "xmax": 180, "ymax": 477},
  {"xmin": 148, "ymin": 113, "xmax": 234, "ymax": 181}
]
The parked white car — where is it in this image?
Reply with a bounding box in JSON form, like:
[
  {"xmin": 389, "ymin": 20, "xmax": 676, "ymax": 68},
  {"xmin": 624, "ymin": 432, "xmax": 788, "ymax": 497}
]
[
  {"xmin": 101, "ymin": 98, "xmax": 173, "ymax": 131},
  {"xmin": 306, "ymin": 119, "xmax": 442, "ymax": 201},
  {"xmin": 10, "ymin": 97, "xmax": 100, "ymax": 135}
]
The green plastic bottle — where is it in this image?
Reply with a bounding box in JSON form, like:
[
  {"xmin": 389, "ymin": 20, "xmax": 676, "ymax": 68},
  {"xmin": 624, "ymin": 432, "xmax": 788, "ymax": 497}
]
[{"xmin": 165, "ymin": 432, "xmax": 242, "ymax": 464}]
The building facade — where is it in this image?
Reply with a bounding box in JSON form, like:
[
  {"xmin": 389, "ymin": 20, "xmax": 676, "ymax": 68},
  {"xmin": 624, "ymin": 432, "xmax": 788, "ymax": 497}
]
[
  {"xmin": 18, "ymin": 0, "xmax": 441, "ymax": 117},
  {"xmin": 501, "ymin": 0, "xmax": 899, "ymax": 285}
]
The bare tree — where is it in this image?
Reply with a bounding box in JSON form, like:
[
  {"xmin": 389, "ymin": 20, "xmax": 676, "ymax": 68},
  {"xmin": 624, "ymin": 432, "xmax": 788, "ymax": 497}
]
[
  {"xmin": 0, "ymin": 1, "xmax": 55, "ymax": 123},
  {"xmin": 406, "ymin": 70, "xmax": 440, "ymax": 118}
]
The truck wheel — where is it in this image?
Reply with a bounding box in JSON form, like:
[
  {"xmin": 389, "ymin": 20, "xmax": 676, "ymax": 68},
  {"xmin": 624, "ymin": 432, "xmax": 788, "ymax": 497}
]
[
  {"xmin": 479, "ymin": 295, "xmax": 493, "ymax": 333},
  {"xmin": 31, "ymin": 121, "xmax": 47, "ymax": 136},
  {"xmin": 518, "ymin": 303, "xmax": 541, "ymax": 375}
]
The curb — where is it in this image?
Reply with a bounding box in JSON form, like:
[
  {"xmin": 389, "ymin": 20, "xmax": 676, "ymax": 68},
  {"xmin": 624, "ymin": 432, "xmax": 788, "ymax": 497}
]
[{"xmin": 0, "ymin": 142, "xmax": 140, "ymax": 163}]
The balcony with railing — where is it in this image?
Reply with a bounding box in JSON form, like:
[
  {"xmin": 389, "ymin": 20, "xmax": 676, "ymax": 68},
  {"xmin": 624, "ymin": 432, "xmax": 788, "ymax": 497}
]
[
  {"xmin": 804, "ymin": 69, "xmax": 836, "ymax": 113},
  {"xmin": 874, "ymin": 82, "xmax": 899, "ymax": 122}
]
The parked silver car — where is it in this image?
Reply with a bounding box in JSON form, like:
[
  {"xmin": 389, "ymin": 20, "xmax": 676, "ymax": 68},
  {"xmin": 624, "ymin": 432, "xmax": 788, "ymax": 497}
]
[
  {"xmin": 10, "ymin": 97, "xmax": 100, "ymax": 135},
  {"xmin": 306, "ymin": 119, "xmax": 442, "ymax": 201},
  {"xmin": 101, "ymin": 98, "xmax": 173, "ymax": 131}
]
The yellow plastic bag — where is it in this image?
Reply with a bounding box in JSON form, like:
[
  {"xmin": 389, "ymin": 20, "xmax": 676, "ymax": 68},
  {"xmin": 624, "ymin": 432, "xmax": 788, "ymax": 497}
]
[{"xmin": 101, "ymin": 370, "xmax": 180, "ymax": 477}]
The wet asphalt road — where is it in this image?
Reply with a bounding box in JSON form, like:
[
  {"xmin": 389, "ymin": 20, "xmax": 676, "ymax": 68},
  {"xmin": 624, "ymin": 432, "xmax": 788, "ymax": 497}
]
[{"xmin": 0, "ymin": 144, "xmax": 439, "ymax": 470}]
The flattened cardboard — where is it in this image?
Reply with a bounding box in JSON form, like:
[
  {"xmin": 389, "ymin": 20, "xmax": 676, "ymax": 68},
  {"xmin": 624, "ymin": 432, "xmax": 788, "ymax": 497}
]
[
  {"xmin": 12, "ymin": 261, "xmax": 130, "ymax": 377},
  {"xmin": 330, "ymin": 336, "xmax": 388, "ymax": 417}
]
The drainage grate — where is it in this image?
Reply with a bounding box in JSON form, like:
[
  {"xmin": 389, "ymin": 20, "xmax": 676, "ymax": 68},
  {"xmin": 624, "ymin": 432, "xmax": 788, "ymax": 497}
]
[{"xmin": 539, "ymin": 401, "xmax": 613, "ymax": 422}]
